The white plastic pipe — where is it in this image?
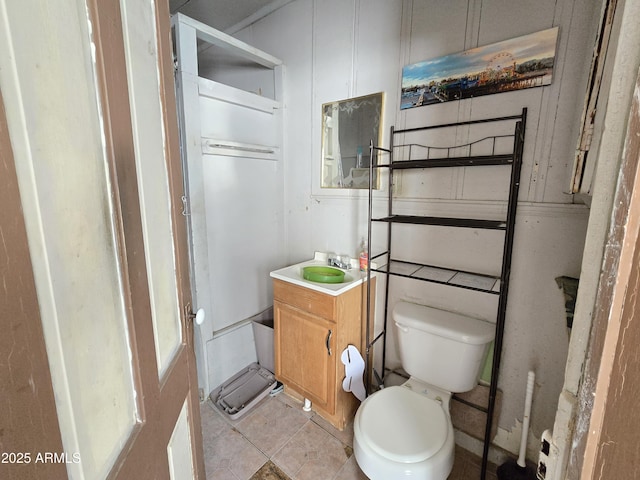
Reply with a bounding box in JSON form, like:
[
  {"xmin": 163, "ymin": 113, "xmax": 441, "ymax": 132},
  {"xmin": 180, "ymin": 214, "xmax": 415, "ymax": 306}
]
[{"xmin": 518, "ymin": 370, "xmax": 536, "ymax": 468}]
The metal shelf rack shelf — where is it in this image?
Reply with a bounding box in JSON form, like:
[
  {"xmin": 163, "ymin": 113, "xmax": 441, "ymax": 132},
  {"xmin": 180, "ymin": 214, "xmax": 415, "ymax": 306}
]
[
  {"xmin": 372, "ymin": 214, "xmax": 507, "ymax": 229},
  {"xmin": 370, "ymin": 257, "xmax": 501, "ymax": 294},
  {"xmin": 364, "ymin": 108, "xmax": 527, "ymax": 480}
]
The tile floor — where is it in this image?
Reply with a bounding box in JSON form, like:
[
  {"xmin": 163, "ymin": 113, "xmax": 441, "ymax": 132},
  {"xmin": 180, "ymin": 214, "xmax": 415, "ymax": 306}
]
[{"xmin": 200, "ymin": 391, "xmax": 498, "ymax": 480}]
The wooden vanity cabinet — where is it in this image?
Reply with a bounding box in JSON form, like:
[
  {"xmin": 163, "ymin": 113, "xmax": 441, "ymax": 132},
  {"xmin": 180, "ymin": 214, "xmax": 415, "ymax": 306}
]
[{"xmin": 273, "ymin": 277, "xmax": 373, "ymax": 430}]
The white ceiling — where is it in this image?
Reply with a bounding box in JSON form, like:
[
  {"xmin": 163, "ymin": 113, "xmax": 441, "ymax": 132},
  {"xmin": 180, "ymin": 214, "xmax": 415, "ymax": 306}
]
[{"xmin": 169, "ymin": 0, "xmax": 291, "ymax": 33}]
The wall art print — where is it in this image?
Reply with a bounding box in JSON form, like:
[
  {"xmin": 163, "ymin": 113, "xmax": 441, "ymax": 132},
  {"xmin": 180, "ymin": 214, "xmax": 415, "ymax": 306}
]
[{"xmin": 401, "ymin": 27, "xmax": 559, "ymax": 109}]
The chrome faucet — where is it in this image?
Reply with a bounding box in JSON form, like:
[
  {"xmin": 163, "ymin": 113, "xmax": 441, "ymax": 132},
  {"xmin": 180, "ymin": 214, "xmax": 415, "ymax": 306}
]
[{"xmin": 328, "ymin": 255, "xmax": 351, "ymax": 270}]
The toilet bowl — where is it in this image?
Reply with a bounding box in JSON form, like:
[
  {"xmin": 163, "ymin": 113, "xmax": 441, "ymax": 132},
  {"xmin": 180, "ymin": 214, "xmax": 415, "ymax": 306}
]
[
  {"xmin": 353, "ymin": 302, "xmax": 495, "ymax": 479},
  {"xmin": 354, "ymin": 380, "xmax": 454, "ymax": 479}
]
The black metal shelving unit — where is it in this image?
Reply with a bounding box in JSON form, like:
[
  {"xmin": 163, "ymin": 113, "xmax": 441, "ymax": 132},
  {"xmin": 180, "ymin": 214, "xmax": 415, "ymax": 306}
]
[{"xmin": 364, "ymin": 108, "xmax": 527, "ymax": 480}]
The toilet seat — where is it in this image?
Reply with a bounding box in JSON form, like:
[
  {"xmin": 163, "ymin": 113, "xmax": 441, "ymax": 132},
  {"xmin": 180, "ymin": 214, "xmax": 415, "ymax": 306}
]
[{"xmin": 357, "ymin": 385, "xmax": 447, "ymax": 463}]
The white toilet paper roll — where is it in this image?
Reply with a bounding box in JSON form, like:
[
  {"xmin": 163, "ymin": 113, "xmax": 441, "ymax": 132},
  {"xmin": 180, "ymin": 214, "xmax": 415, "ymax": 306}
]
[{"xmin": 341, "ymin": 345, "xmax": 366, "ymax": 401}]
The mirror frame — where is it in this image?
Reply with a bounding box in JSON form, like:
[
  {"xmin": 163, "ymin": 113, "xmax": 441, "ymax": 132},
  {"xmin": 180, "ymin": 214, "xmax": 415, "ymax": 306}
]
[{"xmin": 321, "ymin": 92, "xmax": 384, "ymax": 189}]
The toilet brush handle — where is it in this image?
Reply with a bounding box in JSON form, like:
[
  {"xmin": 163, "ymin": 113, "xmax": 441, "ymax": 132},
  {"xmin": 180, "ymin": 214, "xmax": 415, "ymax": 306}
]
[{"xmin": 517, "ymin": 370, "xmax": 535, "ymax": 468}]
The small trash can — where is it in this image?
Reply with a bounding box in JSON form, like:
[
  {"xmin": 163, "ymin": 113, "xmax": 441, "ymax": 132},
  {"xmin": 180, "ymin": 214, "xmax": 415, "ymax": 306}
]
[{"xmin": 252, "ymin": 318, "xmax": 274, "ymax": 374}]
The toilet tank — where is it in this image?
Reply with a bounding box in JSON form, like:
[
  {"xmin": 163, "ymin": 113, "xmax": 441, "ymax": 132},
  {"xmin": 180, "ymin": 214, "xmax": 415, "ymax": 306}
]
[{"xmin": 393, "ymin": 302, "xmax": 495, "ymax": 393}]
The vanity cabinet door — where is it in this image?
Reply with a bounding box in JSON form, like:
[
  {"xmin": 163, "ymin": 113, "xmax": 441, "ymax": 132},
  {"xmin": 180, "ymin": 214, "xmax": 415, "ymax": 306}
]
[{"xmin": 274, "ymin": 300, "xmax": 336, "ymax": 413}]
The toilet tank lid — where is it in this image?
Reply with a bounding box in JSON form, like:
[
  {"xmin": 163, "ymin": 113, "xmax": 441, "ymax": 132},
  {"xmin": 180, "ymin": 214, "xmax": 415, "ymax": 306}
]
[{"xmin": 393, "ymin": 302, "xmax": 495, "ymax": 345}]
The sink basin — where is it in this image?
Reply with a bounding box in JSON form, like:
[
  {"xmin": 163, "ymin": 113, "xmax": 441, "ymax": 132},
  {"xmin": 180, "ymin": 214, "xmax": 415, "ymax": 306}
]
[
  {"xmin": 302, "ymin": 266, "xmax": 345, "ymax": 283},
  {"xmin": 270, "ymin": 252, "xmax": 374, "ymax": 296}
]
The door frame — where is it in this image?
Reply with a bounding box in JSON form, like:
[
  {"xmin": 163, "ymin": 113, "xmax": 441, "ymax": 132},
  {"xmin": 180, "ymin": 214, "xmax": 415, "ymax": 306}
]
[{"xmin": 567, "ymin": 69, "xmax": 640, "ymax": 480}]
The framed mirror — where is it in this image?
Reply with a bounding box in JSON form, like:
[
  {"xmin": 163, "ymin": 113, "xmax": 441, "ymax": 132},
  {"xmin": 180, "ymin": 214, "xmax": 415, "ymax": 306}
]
[{"xmin": 321, "ymin": 92, "xmax": 384, "ymax": 189}]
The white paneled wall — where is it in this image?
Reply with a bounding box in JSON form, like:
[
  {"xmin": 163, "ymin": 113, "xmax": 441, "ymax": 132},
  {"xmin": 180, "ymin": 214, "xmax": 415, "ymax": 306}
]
[{"xmin": 236, "ymin": 0, "xmax": 598, "ymax": 459}]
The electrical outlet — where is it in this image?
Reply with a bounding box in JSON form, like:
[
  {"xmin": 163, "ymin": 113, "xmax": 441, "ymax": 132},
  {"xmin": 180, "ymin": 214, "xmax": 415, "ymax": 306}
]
[
  {"xmin": 537, "ymin": 460, "xmax": 547, "ymax": 480},
  {"xmin": 537, "ymin": 429, "xmax": 553, "ymax": 479}
]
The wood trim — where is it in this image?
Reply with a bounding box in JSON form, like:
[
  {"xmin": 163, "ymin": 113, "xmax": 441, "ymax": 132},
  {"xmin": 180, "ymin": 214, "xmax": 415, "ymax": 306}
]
[
  {"xmin": 86, "ymin": 0, "xmax": 159, "ymax": 410},
  {"xmin": 568, "ymin": 70, "xmax": 640, "ymax": 479},
  {"xmin": 577, "ymin": 70, "xmax": 640, "ymax": 480},
  {"xmin": 85, "ymin": 1, "xmax": 164, "ymax": 478},
  {"xmin": 0, "ymin": 77, "xmax": 67, "ymax": 480},
  {"xmin": 154, "ymin": 0, "xmax": 205, "ymax": 475},
  {"xmin": 87, "ymin": 0, "xmax": 204, "ymax": 478},
  {"xmin": 570, "ymin": 0, "xmax": 617, "ymax": 193}
]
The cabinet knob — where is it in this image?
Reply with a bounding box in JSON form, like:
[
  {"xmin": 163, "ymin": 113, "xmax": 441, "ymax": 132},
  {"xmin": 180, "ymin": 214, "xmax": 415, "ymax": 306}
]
[{"xmin": 326, "ymin": 329, "xmax": 332, "ymax": 356}]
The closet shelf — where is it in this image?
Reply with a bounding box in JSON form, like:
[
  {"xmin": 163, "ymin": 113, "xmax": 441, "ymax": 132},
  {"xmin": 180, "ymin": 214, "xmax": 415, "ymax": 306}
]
[
  {"xmin": 372, "ymin": 215, "xmax": 507, "ymax": 230},
  {"xmin": 371, "ymin": 259, "xmax": 500, "ymax": 294}
]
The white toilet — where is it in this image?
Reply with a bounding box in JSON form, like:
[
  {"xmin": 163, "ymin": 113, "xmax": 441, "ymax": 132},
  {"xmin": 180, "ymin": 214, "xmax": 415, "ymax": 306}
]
[{"xmin": 353, "ymin": 301, "xmax": 495, "ymax": 479}]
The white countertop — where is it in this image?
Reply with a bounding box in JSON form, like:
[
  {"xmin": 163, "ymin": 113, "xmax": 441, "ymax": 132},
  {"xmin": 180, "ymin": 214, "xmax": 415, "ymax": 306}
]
[{"xmin": 270, "ymin": 252, "xmax": 375, "ymax": 296}]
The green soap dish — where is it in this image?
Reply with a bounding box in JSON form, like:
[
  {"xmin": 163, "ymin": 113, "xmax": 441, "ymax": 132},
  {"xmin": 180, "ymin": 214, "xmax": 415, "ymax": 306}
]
[{"xmin": 302, "ymin": 266, "xmax": 345, "ymax": 284}]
